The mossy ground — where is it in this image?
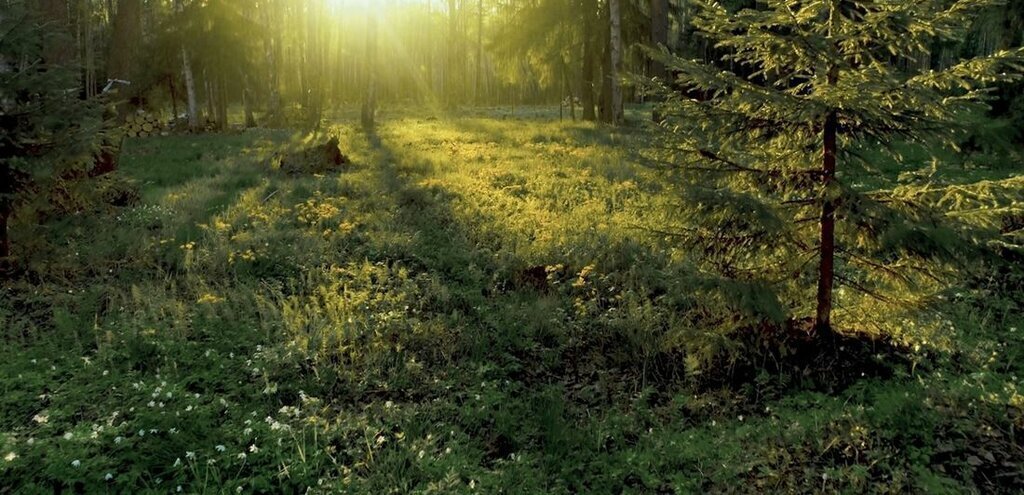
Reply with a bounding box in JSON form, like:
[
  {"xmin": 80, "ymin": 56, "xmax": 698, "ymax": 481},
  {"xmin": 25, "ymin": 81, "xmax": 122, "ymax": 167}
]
[{"xmin": 1, "ymin": 108, "xmax": 1022, "ymax": 493}]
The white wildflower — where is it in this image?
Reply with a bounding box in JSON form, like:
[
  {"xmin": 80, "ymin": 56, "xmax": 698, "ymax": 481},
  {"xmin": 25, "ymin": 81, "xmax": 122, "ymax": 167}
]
[
  {"xmin": 215, "ymin": 445, "xmax": 226, "ymax": 452},
  {"xmin": 71, "ymin": 460, "xmax": 81, "ymax": 468},
  {"xmin": 4, "ymin": 452, "xmax": 16, "ymax": 462}
]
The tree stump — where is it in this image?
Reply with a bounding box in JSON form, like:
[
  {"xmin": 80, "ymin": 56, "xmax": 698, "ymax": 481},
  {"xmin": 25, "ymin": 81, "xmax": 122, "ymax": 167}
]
[{"xmin": 273, "ymin": 137, "xmax": 350, "ymax": 175}]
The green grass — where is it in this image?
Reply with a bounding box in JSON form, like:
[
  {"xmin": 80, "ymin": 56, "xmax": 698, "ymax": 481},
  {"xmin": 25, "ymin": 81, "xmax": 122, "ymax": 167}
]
[{"xmin": 1, "ymin": 109, "xmax": 1022, "ymax": 493}]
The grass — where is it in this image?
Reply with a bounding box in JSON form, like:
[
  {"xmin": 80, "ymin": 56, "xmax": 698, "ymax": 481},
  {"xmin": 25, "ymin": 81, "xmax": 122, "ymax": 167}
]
[{"xmin": 1, "ymin": 108, "xmax": 1022, "ymax": 493}]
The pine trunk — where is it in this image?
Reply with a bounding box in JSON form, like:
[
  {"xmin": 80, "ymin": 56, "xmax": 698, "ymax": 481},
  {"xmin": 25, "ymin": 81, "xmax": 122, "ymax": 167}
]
[
  {"xmin": 216, "ymin": 74, "xmax": 228, "ymax": 130},
  {"xmin": 40, "ymin": 0, "xmax": 73, "ymax": 66},
  {"xmin": 0, "ymin": 209, "xmax": 9, "ymax": 259},
  {"xmin": 815, "ymin": 5, "xmax": 840, "ymax": 336},
  {"xmin": 598, "ymin": 1, "xmax": 612, "ymax": 122},
  {"xmin": 263, "ymin": 0, "xmax": 283, "ymax": 125},
  {"xmin": 608, "ymin": 0, "xmax": 623, "ymax": 124},
  {"xmin": 446, "ymin": 0, "xmax": 458, "ymax": 108},
  {"xmin": 476, "ymin": 0, "xmax": 483, "ymax": 104},
  {"xmin": 815, "ymin": 107, "xmax": 838, "ymax": 336},
  {"xmin": 581, "ymin": 2, "xmax": 596, "ymax": 121},
  {"xmin": 203, "ymin": 69, "xmax": 215, "ymax": 127},
  {"xmin": 650, "ymin": 0, "xmax": 668, "ymax": 81},
  {"xmin": 107, "ymin": 0, "xmax": 140, "ymax": 81},
  {"xmin": 650, "ymin": 0, "xmax": 669, "ymax": 122},
  {"xmin": 361, "ymin": 9, "xmax": 378, "ymax": 128},
  {"xmin": 83, "ymin": 0, "xmax": 97, "ymax": 98},
  {"xmin": 169, "ymin": 76, "xmax": 178, "ymax": 120},
  {"xmin": 243, "ymin": 76, "xmax": 256, "ymax": 128},
  {"xmin": 181, "ymin": 46, "xmax": 199, "ymax": 131}
]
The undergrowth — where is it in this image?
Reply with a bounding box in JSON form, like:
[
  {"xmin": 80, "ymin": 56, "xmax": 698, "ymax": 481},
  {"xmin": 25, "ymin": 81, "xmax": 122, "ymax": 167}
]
[{"xmin": 1, "ymin": 109, "xmax": 1021, "ymax": 493}]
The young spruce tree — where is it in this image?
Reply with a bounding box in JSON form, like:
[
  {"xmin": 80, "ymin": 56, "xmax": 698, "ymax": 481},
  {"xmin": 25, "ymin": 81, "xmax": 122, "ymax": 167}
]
[
  {"xmin": 646, "ymin": 0, "xmax": 1023, "ymax": 338},
  {"xmin": 1, "ymin": 1, "xmax": 105, "ymax": 260}
]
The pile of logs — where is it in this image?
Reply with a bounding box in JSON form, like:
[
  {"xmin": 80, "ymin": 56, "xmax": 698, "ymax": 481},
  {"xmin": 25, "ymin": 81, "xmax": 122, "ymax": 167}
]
[{"xmin": 122, "ymin": 112, "xmax": 165, "ymax": 138}]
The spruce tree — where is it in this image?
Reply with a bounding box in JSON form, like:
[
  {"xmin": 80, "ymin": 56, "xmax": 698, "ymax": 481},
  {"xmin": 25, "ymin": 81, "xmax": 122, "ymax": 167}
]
[
  {"xmin": 645, "ymin": 0, "xmax": 1024, "ymax": 337},
  {"xmin": 1, "ymin": 1, "xmax": 104, "ymax": 260}
]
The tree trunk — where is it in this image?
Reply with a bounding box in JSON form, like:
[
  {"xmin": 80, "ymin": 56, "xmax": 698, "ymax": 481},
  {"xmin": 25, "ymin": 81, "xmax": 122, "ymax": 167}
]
[
  {"xmin": 581, "ymin": 2, "xmax": 596, "ymax": 121},
  {"xmin": 216, "ymin": 73, "xmax": 228, "ymax": 130},
  {"xmin": 243, "ymin": 75, "xmax": 256, "ymax": 128},
  {"xmin": 169, "ymin": 75, "xmax": 178, "ymax": 119},
  {"xmin": 815, "ymin": 86, "xmax": 838, "ymax": 336},
  {"xmin": 608, "ymin": 0, "xmax": 623, "ymax": 124},
  {"xmin": 0, "ymin": 209, "xmax": 9, "ymax": 259},
  {"xmin": 263, "ymin": 0, "xmax": 283, "ymax": 125},
  {"xmin": 815, "ymin": 109, "xmax": 838, "ymax": 336},
  {"xmin": 476, "ymin": 0, "xmax": 483, "ymax": 103},
  {"xmin": 83, "ymin": 0, "xmax": 97, "ymax": 98},
  {"xmin": 361, "ymin": 8, "xmax": 378, "ymax": 128},
  {"xmin": 426, "ymin": 0, "xmax": 434, "ymax": 96},
  {"xmin": 650, "ymin": 0, "xmax": 669, "ymax": 81},
  {"xmin": 181, "ymin": 46, "xmax": 199, "ymax": 131},
  {"xmin": 598, "ymin": 1, "xmax": 612, "ymax": 122},
  {"xmin": 815, "ymin": 8, "xmax": 840, "ymax": 337},
  {"xmin": 39, "ymin": 0, "xmax": 74, "ymax": 66},
  {"xmin": 446, "ymin": 0, "xmax": 458, "ymax": 108},
  {"xmin": 650, "ymin": 0, "xmax": 669, "ymax": 122},
  {"xmin": 106, "ymin": 0, "xmax": 141, "ymax": 82}
]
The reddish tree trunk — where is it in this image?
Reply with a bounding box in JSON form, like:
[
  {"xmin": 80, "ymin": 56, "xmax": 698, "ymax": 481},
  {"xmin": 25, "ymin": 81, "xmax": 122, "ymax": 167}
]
[{"xmin": 815, "ymin": 107, "xmax": 838, "ymax": 336}]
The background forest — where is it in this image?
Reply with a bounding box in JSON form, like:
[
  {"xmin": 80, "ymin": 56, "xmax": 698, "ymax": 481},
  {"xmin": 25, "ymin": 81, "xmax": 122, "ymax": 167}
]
[{"xmin": 2, "ymin": 0, "xmax": 1024, "ymax": 493}]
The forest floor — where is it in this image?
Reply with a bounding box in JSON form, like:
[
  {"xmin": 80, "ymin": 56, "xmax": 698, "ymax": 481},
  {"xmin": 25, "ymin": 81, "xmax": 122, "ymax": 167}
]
[{"xmin": 1, "ymin": 108, "xmax": 1022, "ymax": 493}]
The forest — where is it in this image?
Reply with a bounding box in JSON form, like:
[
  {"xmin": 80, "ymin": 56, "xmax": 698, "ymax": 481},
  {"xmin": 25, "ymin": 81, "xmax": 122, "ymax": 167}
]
[{"xmin": 2, "ymin": 0, "xmax": 1024, "ymax": 492}]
